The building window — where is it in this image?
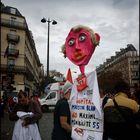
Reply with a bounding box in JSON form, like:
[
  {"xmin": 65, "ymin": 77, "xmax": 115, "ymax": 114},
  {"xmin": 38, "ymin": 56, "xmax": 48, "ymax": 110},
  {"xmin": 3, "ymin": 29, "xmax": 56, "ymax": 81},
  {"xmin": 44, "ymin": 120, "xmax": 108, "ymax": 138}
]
[
  {"xmin": 10, "ymin": 8, "xmax": 16, "ymax": 14},
  {"xmin": 10, "ymin": 29, "xmax": 17, "ymax": 34},
  {"xmin": 133, "ymin": 60, "xmax": 139, "ymax": 65},
  {"xmin": 7, "ymin": 59, "xmax": 15, "ymax": 66},
  {"xmin": 135, "ymin": 71, "xmax": 139, "ymax": 77},
  {"xmin": 9, "ymin": 42, "xmax": 16, "ymax": 49},
  {"xmin": 10, "ymin": 17, "xmax": 16, "ymax": 25},
  {"xmin": 2, "ymin": 76, "xmax": 10, "ymax": 90}
]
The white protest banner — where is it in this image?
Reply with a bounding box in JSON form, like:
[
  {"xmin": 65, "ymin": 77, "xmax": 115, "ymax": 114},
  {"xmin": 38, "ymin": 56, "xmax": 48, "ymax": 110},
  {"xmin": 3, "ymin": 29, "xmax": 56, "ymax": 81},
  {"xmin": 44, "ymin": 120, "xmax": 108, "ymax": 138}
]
[
  {"xmin": 71, "ymin": 98, "xmax": 103, "ymax": 131},
  {"xmin": 70, "ymin": 70, "xmax": 103, "ymax": 139}
]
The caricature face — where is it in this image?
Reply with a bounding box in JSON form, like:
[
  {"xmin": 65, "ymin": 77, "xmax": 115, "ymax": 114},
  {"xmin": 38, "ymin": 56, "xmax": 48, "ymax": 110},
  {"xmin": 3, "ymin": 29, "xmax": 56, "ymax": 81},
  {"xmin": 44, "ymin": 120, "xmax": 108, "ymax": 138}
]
[{"xmin": 64, "ymin": 28, "xmax": 96, "ymax": 66}]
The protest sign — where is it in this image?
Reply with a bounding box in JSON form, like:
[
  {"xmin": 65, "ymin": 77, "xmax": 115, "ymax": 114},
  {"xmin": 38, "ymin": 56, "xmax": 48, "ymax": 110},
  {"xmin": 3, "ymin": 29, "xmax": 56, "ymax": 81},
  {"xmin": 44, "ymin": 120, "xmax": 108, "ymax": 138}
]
[{"xmin": 70, "ymin": 70, "xmax": 103, "ymax": 139}]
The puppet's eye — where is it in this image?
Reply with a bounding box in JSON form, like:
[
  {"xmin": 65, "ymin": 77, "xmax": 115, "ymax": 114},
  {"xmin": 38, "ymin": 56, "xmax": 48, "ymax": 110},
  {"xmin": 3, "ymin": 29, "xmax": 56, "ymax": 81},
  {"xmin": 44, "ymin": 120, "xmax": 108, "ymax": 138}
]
[
  {"xmin": 79, "ymin": 34, "xmax": 86, "ymax": 42},
  {"xmin": 68, "ymin": 39, "xmax": 75, "ymax": 46}
]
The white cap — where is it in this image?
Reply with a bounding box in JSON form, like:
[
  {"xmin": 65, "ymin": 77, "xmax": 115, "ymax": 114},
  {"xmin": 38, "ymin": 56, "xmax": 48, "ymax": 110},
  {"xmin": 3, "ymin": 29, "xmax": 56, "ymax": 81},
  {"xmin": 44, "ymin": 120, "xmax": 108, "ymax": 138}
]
[{"xmin": 62, "ymin": 81, "xmax": 72, "ymax": 95}]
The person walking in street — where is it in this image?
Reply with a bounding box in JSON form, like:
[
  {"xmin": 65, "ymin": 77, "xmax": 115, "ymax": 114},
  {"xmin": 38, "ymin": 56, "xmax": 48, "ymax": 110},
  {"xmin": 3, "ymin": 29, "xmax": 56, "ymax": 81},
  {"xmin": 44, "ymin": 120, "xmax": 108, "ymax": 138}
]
[
  {"xmin": 9, "ymin": 90, "xmax": 42, "ymax": 140},
  {"xmin": 103, "ymin": 81, "xmax": 140, "ymax": 140},
  {"xmin": 52, "ymin": 81, "xmax": 73, "ymax": 140}
]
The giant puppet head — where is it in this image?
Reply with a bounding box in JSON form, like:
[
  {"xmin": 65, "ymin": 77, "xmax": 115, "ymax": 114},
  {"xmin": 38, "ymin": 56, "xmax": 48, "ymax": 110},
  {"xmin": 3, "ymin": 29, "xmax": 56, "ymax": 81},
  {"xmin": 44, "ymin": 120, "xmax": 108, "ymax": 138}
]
[{"xmin": 62, "ymin": 25, "xmax": 100, "ymax": 74}]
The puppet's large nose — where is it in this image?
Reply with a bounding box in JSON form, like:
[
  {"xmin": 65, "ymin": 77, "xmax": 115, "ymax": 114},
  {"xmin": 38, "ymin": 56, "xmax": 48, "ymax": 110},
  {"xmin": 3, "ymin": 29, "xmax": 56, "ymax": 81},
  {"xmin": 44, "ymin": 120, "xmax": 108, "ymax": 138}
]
[{"xmin": 75, "ymin": 39, "xmax": 81, "ymax": 50}]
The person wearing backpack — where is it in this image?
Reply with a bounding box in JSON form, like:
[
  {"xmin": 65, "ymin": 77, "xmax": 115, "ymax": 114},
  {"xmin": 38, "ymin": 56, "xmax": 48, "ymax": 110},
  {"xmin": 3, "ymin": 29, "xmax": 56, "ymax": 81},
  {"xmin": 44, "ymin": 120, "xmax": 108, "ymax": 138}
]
[{"xmin": 103, "ymin": 81, "xmax": 140, "ymax": 140}]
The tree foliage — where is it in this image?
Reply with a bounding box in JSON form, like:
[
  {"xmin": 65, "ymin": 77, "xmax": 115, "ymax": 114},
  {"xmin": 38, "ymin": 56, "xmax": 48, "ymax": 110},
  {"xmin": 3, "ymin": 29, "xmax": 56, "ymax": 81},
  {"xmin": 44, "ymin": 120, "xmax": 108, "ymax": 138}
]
[
  {"xmin": 97, "ymin": 70, "xmax": 123, "ymax": 93},
  {"xmin": 40, "ymin": 70, "xmax": 64, "ymax": 93},
  {"xmin": 40, "ymin": 75, "xmax": 56, "ymax": 93}
]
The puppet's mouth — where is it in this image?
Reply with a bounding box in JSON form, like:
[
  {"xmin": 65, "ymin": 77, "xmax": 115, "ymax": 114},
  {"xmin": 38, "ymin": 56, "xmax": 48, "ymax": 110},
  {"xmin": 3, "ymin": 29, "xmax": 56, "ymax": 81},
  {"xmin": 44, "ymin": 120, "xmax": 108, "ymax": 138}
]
[{"xmin": 72, "ymin": 52, "xmax": 86, "ymax": 62}]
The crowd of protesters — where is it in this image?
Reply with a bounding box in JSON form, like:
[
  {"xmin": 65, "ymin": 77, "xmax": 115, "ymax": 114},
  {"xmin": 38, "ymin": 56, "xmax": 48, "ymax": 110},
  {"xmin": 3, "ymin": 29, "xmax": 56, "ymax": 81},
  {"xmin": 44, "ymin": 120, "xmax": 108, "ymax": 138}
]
[{"xmin": 1, "ymin": 80, "xmax": 140, "ymax": 140}]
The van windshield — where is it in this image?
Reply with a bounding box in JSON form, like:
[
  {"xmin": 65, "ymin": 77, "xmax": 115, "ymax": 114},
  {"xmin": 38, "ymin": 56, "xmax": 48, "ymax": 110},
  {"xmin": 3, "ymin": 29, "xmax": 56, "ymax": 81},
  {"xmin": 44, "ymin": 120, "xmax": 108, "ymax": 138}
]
[{"xmin": 46, "ymin": 92, "xmax": 56, "ymax": 99}]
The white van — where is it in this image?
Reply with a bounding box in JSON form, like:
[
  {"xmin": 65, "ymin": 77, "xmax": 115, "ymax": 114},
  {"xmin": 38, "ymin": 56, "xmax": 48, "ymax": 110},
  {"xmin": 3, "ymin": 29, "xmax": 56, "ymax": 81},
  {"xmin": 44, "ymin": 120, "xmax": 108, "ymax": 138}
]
[{"xmin": 39, "ymin": 82, "xmax": 64, "ymax": 112}]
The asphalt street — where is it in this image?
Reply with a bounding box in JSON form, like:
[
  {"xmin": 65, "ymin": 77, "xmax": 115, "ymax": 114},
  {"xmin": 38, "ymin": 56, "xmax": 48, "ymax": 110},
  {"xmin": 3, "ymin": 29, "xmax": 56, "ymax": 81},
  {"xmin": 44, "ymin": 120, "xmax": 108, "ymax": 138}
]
[{"xmin": 39, "ymin": 112, "xmax": 54, "ymax": 140}]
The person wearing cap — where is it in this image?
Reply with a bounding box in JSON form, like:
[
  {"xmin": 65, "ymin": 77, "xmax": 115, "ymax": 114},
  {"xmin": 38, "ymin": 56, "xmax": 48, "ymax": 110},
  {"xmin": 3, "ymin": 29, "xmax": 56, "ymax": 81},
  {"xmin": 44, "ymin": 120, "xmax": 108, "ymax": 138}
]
[{"xmin": 52, "ymin": 81, "xmax": 73, "ymax": 140}]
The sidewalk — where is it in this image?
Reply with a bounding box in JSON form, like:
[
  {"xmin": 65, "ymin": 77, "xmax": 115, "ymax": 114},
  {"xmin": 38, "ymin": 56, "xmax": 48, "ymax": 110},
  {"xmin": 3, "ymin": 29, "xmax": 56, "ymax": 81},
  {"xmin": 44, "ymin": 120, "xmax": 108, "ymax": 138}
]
[{"xmin": 0, "ymin": 111, "xmax": 15, "ymax": 140}]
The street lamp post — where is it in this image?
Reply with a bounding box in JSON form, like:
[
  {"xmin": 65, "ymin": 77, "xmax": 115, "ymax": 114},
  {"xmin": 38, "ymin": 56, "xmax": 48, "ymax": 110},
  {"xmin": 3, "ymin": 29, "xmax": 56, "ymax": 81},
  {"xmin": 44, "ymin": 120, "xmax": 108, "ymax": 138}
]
[{"xmin": 41, "ymin": 17, "xmax": 57, "ymax": 78}]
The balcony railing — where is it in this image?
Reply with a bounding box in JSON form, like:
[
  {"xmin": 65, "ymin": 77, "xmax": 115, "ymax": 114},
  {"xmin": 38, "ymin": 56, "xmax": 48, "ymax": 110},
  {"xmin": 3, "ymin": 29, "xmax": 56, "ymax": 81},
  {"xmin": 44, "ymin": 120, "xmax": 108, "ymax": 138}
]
[
  {"xmin": 1, "ymin": 18, "xmax": 26, "ymax": 30},
  {"xmin": 7, "ymin": 33, "xmax": 20, "ymax": 43},
  {"xmin": 1, "ymin": 64, "xmax": 26, "ymax": 73},
  {"xmin": 131, "ymin": 75, "xmax": 139, "ymax": 80},
  {"xmin": 7, "ymin": 48, "xmax": 19, "ymax": 58},
  {"xmin": 1, "ymin": 64, "xmax": 34, "ymax": 81}
]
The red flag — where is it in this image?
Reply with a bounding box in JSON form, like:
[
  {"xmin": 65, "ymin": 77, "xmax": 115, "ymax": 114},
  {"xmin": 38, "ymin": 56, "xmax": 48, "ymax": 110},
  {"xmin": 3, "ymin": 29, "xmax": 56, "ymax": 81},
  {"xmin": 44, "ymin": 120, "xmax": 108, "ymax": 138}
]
[{"xmin": 66, "ymin": 68, "xmax": 73, "ymax": 83}]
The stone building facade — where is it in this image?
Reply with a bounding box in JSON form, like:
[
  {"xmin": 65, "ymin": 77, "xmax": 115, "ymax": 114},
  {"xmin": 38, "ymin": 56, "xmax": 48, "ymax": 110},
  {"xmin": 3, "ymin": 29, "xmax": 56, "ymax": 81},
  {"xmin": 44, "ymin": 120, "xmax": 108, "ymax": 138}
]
[
  {"xmin": 1, "ymin": 3, "xmax": 44, "ymax": 97},
  {"xmin": 96, "ymin": 44, "xmax": 139, "ymax": 88}
]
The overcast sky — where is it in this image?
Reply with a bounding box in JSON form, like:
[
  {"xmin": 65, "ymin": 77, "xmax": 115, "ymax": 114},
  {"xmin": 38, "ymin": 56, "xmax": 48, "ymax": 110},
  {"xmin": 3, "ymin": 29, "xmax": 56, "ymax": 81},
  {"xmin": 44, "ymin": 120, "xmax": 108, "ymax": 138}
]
[{"xmin": 2, "ymin": 0, "xmax": 139, "ymax": 78}]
